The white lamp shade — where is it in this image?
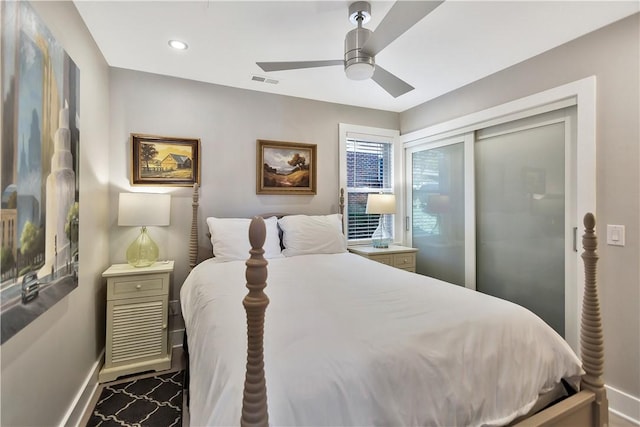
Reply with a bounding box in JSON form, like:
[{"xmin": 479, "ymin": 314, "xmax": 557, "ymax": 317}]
[
  {"xmin": 118, "ymin": 193, "xmax": 171, "ymax": 226},
  {"xmin": 366, "ymin": 193, "xmax": 396, "ymax": 214}
]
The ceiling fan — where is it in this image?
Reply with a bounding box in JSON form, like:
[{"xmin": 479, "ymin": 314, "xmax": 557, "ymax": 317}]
[{"xmin": 256, "ymin": 1, "xmax": 443, "ymax": 98}]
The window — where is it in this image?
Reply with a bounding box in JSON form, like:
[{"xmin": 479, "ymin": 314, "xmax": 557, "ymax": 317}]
[{"xmin": 339, "ymin": 124, "xmax": 400, "ymax": 243}]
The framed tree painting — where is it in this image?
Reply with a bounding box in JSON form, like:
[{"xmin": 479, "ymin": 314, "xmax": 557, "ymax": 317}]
[
  {"xmin": 256, "ymin": 140, "xmax": 317, "ymax": 195},
  {"xmin": 131, "ymin": 133, "xmax": 201, "ymax": 186}
]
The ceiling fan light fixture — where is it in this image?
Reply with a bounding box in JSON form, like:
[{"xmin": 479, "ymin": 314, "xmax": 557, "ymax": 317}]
[
  {"xmin": 344, "ymin": 25, "xmax": 374, "ymax": 81},
  {"xmin": 345, "ymin": 62, "xmax": 374, "ymax": 80}
]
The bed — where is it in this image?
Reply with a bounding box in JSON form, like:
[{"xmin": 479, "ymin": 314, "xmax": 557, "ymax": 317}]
[{"xmin": 182, "ymin": 184, "xmax": 608, "ymax": 427}]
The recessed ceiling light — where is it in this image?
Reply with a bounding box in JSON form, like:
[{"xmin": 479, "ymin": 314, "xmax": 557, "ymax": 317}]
[{"xmin": 168, "ymin": 40, "xmax": 188, "ymax": 50}]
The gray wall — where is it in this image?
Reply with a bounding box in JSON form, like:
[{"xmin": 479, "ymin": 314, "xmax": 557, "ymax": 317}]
[
  {"xmin": 401, "ymin": 13, "xmax": 640, "ymax": 409},
  {"xmin": 0, "ymin": 1, "xmax": 111, "ymax": 426},
  {"xmin": 108, "ymin": 68, "xmax": 399, "ymax": 304}
]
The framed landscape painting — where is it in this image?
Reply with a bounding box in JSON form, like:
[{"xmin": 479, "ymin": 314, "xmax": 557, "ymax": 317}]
[
  {"xmin": 131, "ymin": 134, "xmax": 201, "ymax": 186},
  {"xmin": 257, "ymin": 140, "xmax": 317, "ymax": 195}
]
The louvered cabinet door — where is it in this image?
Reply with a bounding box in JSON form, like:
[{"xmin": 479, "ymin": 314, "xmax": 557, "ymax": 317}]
[
  {"xmin": 107, "ymin": 296, "xmax": 168, "ymax": 365},
  {"xmin": 99, "ymin": 262, "xmax": 174, "ymax": 383}
]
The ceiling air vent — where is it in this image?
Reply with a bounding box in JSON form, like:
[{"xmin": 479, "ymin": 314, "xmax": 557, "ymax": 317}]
[{"xmin": 251, "ymin": 75, "xmax": 279, "ymax": 85}]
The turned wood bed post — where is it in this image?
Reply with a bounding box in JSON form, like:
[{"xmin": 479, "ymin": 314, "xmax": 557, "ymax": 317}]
[
  {"xmin": 189, "ymin": 183, "xmax": 200, "ymax": 269},
  {"xmin": 580, "ymin": 213, "xmax": 608, "ymax": 427},
  {"xmin": 242, "ymin": 217, "xmax": 270, "ymax": 427}
]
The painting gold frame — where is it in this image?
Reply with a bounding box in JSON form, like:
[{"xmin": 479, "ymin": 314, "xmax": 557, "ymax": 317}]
[
  {"xmin": 131, "ymin": 133, "xmax": 201, "ymax": 186},
  {"xmin": 256, "ymin": 139, "xmax": 317, "ymax": 195}
]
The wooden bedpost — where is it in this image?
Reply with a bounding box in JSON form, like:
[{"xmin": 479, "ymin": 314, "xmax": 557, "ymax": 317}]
[
  {"xmin": 189, "ymin": 183, "xmax": 200, "ymax": 269},
  {"xmin": 339, "ymin": 187, "xmax": 345, "ymax": 215},
  {"xmin": 242, "ymin": 217, "xmax": 270, "ymax": 427},
  {"xmin": 580, "ymin": 213, "xmax": 608, "ymax": 427}
]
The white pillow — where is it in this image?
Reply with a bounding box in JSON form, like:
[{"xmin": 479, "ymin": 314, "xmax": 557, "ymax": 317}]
[
  {"xmin": 278, "ymin": 214, "xmax": 347, "ymax": 256},
  {"xmin": 206, "ymin": 216, "xmax": 283, "ymax": 261}
]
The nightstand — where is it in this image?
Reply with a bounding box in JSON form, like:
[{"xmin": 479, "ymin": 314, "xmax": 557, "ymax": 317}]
[
  {"xmin": 348, "ymin": 245, "xmax": 418, "ymax": 272},
  {"xmin": 99, "ymin": 261, "xmax": 174, "ymax": 383}
]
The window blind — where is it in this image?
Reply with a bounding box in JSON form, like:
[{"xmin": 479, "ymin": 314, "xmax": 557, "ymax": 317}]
[{"xmin": 346, "ymin": 138, "xmax": 393, "ymax": 241}]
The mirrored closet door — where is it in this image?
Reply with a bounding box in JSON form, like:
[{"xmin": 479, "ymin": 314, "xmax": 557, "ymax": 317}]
[
  {"xmin": 407, "ymin": 139, "xmax": 465, "ymax": 285},
  {"xmin": 475, "ymin": 116, "xmax": 568, "ymax": 336}
]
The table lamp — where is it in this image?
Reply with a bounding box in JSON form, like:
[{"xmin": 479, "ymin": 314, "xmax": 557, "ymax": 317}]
[
  {"xmin": 118, "ymin": 193, "xmax": 171, "ymax": 267},
  {"xmin": 366, "ymin": 193, "xmax": 396, "ymax": 248}
]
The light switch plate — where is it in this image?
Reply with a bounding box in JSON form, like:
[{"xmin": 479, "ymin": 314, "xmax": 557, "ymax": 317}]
[{"xmin": 606, "ymin": 225, "xmax": 625, "ymax": 247}]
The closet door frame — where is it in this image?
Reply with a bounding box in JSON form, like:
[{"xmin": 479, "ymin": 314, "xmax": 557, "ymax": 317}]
[{"xmin": 401, "ymin": 77, "xmax": 596, "ymax": 353}]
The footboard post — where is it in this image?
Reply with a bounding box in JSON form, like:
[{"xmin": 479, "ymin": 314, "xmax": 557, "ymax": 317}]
[
  {"xmin": 241, "ymin": 217, "xmax": 269, "ymax": 427},
  {"xmin": 580, "ymin": 213, "xmax": 608, "ymax": 427}
]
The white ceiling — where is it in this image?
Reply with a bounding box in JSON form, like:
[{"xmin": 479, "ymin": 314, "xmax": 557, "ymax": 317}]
[{"xmin": 74, "ymin": 1, "xmax": 638, "ymax": 113}]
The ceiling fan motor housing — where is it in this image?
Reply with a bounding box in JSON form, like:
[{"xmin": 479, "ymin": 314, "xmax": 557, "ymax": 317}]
[{"xmin": 344, "ymin": 27, "xmax": 375, "ymax": 80}]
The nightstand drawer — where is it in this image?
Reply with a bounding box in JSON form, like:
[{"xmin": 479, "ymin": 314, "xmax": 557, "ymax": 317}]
[
  {"xmin": 107, "ymin": 274, "xmax": 169, "ymax": 300},
  {"xmin": 393, "ymin": 253, "xmax": 415, "ymax": 269},
  {"xmin": 348, "ymin": 245, "xmax": 418, "ymax": 273},
  {"xmin": 368, "ymin": 254, "xmax": 393, "ymax": 266}
]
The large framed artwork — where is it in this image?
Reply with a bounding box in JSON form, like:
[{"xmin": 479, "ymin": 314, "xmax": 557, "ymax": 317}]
[
  {"xmin": 256, "ymin": 139, "xmax": 317, "ymax": 195},
  {"xmin": 131, "ymin": 134, "xmax": 201, "ymax": 187},
  {"xmin": 1, "ymin": 1, "xmax": 81, "ymax": 344}
]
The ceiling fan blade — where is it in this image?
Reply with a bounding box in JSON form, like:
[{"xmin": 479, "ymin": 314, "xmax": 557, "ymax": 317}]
[
  {"xmin": 371, "ymin": 65, "xmax": 414, "ymax": 98},
  {"xmin": 362, "ymin": 1, "xmax": 444, "ymax": 56},
  {"xmin": 257, "ymin": 60, "xmax": 343, "ymax": 72}
]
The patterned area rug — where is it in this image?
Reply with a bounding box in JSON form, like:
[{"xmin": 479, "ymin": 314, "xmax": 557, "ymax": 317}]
[{"xmin": 87, "ymin": 370, "xmax": 183, "ymax": 427}]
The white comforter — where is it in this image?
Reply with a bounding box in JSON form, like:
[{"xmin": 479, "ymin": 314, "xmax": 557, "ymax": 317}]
[{"xmin": 181, "ymin": 253, "xmax": 583, "ymax": 427}]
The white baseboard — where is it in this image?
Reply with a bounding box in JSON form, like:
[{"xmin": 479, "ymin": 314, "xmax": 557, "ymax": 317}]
[
  {"xmin": 607, "ymin": 385, "xmax": 640, "ymax": 425},
  {"xmin": 60, "ymin": 349, "xmax": 104, "ymax": 427},
  {"xmin": 59, "ymin": 329, "xmax": 182, "ymax": 427}
]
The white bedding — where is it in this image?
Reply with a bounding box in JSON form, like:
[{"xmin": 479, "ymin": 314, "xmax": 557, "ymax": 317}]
[{"xmin": 181, "ymin": 253, "xmax": 583, "ymax": 427}]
